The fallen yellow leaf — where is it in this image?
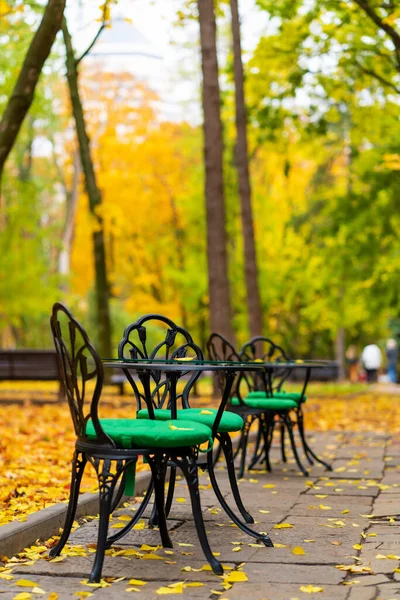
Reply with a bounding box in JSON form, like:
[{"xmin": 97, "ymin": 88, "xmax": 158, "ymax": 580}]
[
  {"xmin": 15, "ymin": 581, "xmax": 37, "ymax": 588},
  {"xmin": 299, "ymin": 585, "xmax": 324, "ymax": 593},
  {"xmin": 274, "ymin": 523, "xmax": 294, "ymax": 529}
]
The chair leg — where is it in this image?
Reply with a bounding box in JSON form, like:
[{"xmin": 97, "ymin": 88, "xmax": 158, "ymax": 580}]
[
  {"xmin": 280, "ymin": 423, "xmax": 287, "ymax": 463},
  {"xmin": 148, "ymin": 455, "xmax": 173, "ymax": 548},
  {"xmin": 105, "ymin": 476, "xmax": 154, "ymax": 549},
  {"xmin": 148, "ymin": 498, "xmax": 159, "ymax": 528},
  {"xmin": 178, "ymin": 455, "xmax": 224, "ymax": 575},
  {"xmin": 89, "ymin": 459, "xmax": 121, "ymax": 583},
  {"xmin": 262, "ymin": 416, "xmax": 274, "ymax": 473},
  {"xmin": 165, "ymin": 466, "xmax": 176, "ymax": 518},
  {"xmin": 283, "ymin": 414, "xmax": 309, "ymax": 476},
  {"xmin": 219, "ymin": 433, "xmax": 254, "ymax": 524},
  {"xmin": 298, "ymin": 410, "xmax": 332, "ymax": 471},
  {"xmin": 207, "ymin": 445, "xmax": 274, "ymax": 547},
  {"xmin": 49, "ymin": 451, "xmax": 86, "ymax": 558},
  {"xmin": 238, "ymin": 418, "xmax": 250, "ymax": 479}
]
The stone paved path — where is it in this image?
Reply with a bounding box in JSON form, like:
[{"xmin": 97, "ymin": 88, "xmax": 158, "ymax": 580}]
[{"xmin": 2, "ymin": 430, "xmax": 400, "ymax": 599}]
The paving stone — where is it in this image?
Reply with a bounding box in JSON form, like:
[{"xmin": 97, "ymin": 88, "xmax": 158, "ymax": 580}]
[
  {"xmin": 329, "ymin": 459, "xmax": 384, "ymax": 479},
  {"xmin": 291, "ymin": 494, "xmax": 373, "ymax": 518},
  {"xmin": 378, "ymin": 583, "xmax": 400, "ymax": 599},
  {"xmin": 335, "ymin": 446, "xmax": 385, "ymax": 459},
  {"xmin": 347, "ymin": 587, "xmax": 378, "ymax": 600},
  {"xmin": 241, "ymin": 562, "xmax": 344, "ymax": 584},
  {"xmin": 305, "ymin": 480, "xmax": 379, "ymax": 497},
  {"xmin": 245, "ymin": 543, "xmax": 356, "ymax": 565},
  {"xmin": 352, "ymin": 574, "xmax": 392, "ymax": 586},
  {"xmin": 224, "ymin": 582, "xmax": 349, "ymax": 600},
  {"xmin": 0, "ymin": 575, "xmax": 99, "ymax": 599},
  {"xmin": 69, "ymin": 518, "xmax": 185, "ymax": 546},
  {"xmin": 96, "ymin": 580, "xmax": 216, "ymax": 599}
]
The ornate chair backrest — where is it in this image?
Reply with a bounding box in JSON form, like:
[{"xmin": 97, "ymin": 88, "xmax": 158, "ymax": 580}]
[
  {"xmin": 240, "ymin": 336, "xmax": 291, "ymax": 393},
  {"xmin": 50, "ymin": 303, "xmax": 113, "ymax": 447},
  {"xmin": 118, "ymin": 314, "xmax": 202, "ymax": 412},
  {"xmin": 206, "ymin": 332, "xmax": 254, "ymax": 403}
]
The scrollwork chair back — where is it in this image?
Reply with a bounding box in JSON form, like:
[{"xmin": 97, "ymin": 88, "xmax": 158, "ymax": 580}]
[
  {"xmin": 50, "ymin": 302, "xmax": 112, "ymax": 447},
  {"xmin": 118, "ymin": 314, "xmax": 202, "ymax": 411}
]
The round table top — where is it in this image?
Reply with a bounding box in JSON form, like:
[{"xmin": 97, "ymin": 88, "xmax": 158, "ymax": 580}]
[
  {"xmin": 102, "ymin": 358, "xmax": 332, "ymax": 372},
  {"xmin": 103, "ymin": 358, "xmax": 265, "ymax": 372}
]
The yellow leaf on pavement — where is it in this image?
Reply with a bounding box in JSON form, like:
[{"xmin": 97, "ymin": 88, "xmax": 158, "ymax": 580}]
[
  {"xmin": 292, "ymin": 546, "xmax": 305, "ymax": 555},
  {"xmin": 300, "ymin": 585, "xmax": 324, "ymax": 593},
  {"xmin": 128, "ymin": 579, "xmax": 147, "ymax": 586},
  {"xmin": 223, "ymin": 571, "xmax": 248, "ymax": 583}
]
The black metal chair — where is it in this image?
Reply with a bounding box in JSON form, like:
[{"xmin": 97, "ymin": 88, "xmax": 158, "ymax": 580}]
[
  {"xmin": 241, "ymin": 336, "xmax": 332, "ymax": 474},
  {"xmin": 122, "ymin": 316, "xmax": 273, "ymax": 547},
  {"xmin": 48, "ymin": 303, "xmax": 220, "ymax": 581},
  {"xmin": 207, "ymin": 333, "xmax": 303, "ymax": 477}
]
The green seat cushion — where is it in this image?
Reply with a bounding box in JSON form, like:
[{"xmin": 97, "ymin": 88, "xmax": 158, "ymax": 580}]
[
  {"xmin": 86, "ymin": 418, "xmax": 212, "ymax": 449},
  {"xmin": 247, "ymin": 390, "xmax": 306, "ymax": 403},
  {"xmin": 230, "ymin": 396, "xmax": 297, "ymax": 410},
  {"xmin": 137, "ymin": 408, "xmax": 244, "ymax": 433}
]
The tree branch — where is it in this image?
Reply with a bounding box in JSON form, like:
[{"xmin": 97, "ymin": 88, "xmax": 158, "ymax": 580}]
[
  {"xmin": 75, "ymin": 1, "xmax": 110, "ymax": 65},
  {"xmin": 0, "ymin": 0, "xmax": 66, "ymax": 179},
  {"xmin": 353, "ymin": 0, "xmax": 400, "ymax": 52},
  {"xmin": 354, "ymin": 58, "xmax": 400, "ymax": 92}
]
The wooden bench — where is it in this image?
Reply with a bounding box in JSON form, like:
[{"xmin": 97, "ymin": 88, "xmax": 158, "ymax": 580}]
[
  {"xmin": 0, "ymin": 350, "xmax": 128, "ymax": 398},
  {"xmin": 0, "ymin": 349, "xmax": 64, "ymax": 399}
]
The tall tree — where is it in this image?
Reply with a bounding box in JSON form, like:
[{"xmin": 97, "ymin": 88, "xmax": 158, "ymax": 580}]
[
  {"xmin": 0, "ymin": 0, "xmax": 66, "ymax": 182},
  {"xmin": 62, "ymin": 16, "xmax": 112, "ymax": 361},
  {"xmin": 230, "ymin": 0, "xmax": 263, "ymax": 337},
  {"xmin": 197, "ymin": 0, "xmax": 234, "ymax": 342}
]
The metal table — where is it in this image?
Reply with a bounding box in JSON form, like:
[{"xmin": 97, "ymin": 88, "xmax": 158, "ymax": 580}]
[
  {"xmin": 103, "ymin": 358, "xmax": 274, "ymax": 547},
  {"xmin": 234, "ymin": 360, "xmax": 334, "ymax": 476}
]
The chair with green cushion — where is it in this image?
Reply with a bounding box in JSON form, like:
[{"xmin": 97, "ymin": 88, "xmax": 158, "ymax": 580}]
[
  {"xmin": 206, "ymin": 333, "xmax": 287, "ymax": 477},
  {"xmin": 241, "ymin": 337, "xmax": 332, "ymax": 473},
  {"xmin": 119, "ymin": 315, "xmax": 272, "ymax": 545},
  {"xmin": 48, "ymin": 303, "xmax": 222, "ymax": 582},
  {"xmin": 207, "ymin": 333, "xmax": 313, "ymax": 477}
]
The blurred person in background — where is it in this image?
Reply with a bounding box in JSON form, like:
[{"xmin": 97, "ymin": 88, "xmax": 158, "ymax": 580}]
[
  {"xmin": 361, "ymin": 343, "xmax": 382, "ymax": 383},
  {"xmin": 345, "ymin": 345, "xmax": 359, "ymax": 383},
  {"xmin": 386, "ymin": 339, "xmax": 398, "ymax": 384}
]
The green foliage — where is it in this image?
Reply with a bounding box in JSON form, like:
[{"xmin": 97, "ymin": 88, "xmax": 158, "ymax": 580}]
[{"xmin": 1, "ymin": 0, "xmax": 400, "ymax": 361}]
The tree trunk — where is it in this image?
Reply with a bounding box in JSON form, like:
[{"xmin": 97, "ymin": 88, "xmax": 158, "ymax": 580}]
[
  {"xmin": 197, "ymin": 0, "xmax": 234, "ymax": 343},
  {"xmin": 59, "ymin": 149, "xmax": 80, "ymax": 280},
  {"xmin": 230, "ymin": 0, "xmax": 263, "ymax": 338},
  {"xmin": 62, "ymin": 18, "xmax": 112, "ymax": 361},
  {"xmin": 0, "ymin": 0, "xmax": 66, "ymax": 180}
]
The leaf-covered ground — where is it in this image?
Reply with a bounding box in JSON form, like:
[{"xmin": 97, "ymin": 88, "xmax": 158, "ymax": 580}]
[{"xmin": 1, "ymin": 385, "xmax": 400, "ymax": 527}]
